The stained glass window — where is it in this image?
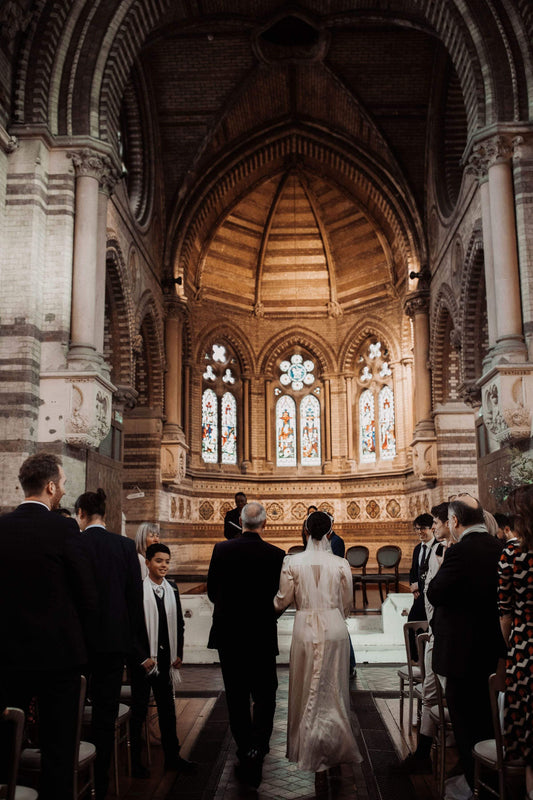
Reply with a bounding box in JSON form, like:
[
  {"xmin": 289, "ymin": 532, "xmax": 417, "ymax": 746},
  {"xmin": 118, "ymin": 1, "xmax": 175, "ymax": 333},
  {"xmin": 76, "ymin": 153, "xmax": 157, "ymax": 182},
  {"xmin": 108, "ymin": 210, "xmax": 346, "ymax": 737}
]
[
  {"xmin": 360, "ymin": 389, "xmax": 376, "ymax": 462},
  {"xmin": 201, "ymin": 388, "xmax": 218, "ymax": 463},
  {"xmin": 276, "ymin": 395, "xmax": 297, "ymax": 467},
  {"xmin": 379, "ymin": 385, "xmax": 396, "ymax": 459},
  {"xmin": 221, "ymin": 392, "xmax": 237, "ymax": 464},
  {"xmin": 300, "ymin": 395, "xmax": 321, "ymax": 465}
]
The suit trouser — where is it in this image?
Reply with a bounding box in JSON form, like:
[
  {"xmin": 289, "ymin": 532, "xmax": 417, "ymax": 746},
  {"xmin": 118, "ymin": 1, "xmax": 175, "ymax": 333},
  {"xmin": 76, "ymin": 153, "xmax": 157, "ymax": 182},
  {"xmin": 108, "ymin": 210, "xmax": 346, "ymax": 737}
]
[
  {"xmin": 0, "ymin": 667, "xmax": 80, "ymax": 800},
  {"xmin": 445, "ymin": 669, "xmax": 494, "ymax": 789},
  {"xmin": 130, "ymin": 660, "xmax": 181, "ymax": 766},
  {"xmin": 88, "ymin": 652, "xmax": 125, "ymax": 800},
  {"xmin": 218, "ymin": 645, "xmax": 278, "ymax": 760}
]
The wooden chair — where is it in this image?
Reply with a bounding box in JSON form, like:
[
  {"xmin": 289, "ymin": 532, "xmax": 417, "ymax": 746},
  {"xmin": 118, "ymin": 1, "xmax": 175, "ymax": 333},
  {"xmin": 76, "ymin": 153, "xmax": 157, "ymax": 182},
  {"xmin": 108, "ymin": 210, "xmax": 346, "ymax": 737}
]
[
  {"xmin": 428, "ymin": 668, "xmax": 454, "ymax": 799},
  {"xmin": 287, "ymin": 545, "xmax": 305, "ymax": 554},
  {"xmin": 83, "ymin": 702, "xmax": 131, "ymax": 796},
  {"xmin": 413, "ymin": 632, "xmax": 430, "ymax": 729},
  {"xmin": 0, "ymin": 709, "xmax": 38, "ymax": 800},
  {"xmin": 20, "ymin": 675, "xmax": 96, "ymax": 800},
  {"xmin": 397, "ymin": 620, "xmax": 428, "ymax": 727},
  {"xmin": 346, "ymin": 545, "xmax": 369, "ymax": 608},
  {"xmin": 473, "ymin": 673, "xmax": 525, "ymax": 800},
  {"xmin": 360, "ymin": 545, "xmax": 402, "ymax": 603}
]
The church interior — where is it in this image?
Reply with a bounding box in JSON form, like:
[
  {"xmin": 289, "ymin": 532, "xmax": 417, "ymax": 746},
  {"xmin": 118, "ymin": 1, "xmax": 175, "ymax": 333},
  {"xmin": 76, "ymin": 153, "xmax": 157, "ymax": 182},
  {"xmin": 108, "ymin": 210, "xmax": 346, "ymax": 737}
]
[{"xmin": 0, "ymin": 0, "xmax": 532, "ymax": 574}]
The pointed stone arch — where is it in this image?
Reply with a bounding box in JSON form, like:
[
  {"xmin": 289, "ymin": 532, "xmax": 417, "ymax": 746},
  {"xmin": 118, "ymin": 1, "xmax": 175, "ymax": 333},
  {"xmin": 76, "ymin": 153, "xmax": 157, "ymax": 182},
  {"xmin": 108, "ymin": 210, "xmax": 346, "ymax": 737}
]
[
  {"xmin": 340, "ymin": 317, "xmax": 402, "ymax": 374},
  {"xmin": 431, "ymin": 284, "xmax": 461, "ymax": 405},
  {"xmin": 105, "ymin": 236, "xmax": 135, "ymax": 389},
  {"xmin": 460, "ymin": 226, "xmax": 488, "ymax": 393},
  {"xmin": 195, "ymin": 322, "xmax": 256, "ymax": 377},
  {"xmin": 259, "ymin": 328, "xmax": 335, "ymax": 377}
]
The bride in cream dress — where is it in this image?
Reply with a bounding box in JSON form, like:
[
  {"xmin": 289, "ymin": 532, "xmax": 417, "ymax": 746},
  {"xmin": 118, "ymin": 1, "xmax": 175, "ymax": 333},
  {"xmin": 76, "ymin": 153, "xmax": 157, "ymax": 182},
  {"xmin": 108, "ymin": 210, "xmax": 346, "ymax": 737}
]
[{"xmin": 274, "ymin": 511, "xmax": 362, "ymax": 781}]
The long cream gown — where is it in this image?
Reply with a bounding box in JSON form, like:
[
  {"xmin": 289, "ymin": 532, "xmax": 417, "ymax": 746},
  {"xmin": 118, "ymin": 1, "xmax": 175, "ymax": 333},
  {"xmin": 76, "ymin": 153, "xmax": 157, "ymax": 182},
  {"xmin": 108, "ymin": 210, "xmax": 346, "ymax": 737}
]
[{"xmin": 274, "ymin": 536, "xmax": 362, "ymax": 772}]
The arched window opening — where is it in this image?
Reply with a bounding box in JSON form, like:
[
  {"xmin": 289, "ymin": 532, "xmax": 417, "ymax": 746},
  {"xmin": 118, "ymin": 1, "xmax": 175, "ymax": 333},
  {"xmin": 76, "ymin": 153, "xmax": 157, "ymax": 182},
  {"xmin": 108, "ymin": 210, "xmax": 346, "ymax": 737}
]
[
  {"xmin": 201, "ymin": 342, "xmax": 240, "ymax": 466},
  {"xmin": 275, "ymin": 351, "xmax": 322, "ymax": 467},
  {"xmin": 356, "ymin": 337, "xmax": 396, "ymax": 465}
]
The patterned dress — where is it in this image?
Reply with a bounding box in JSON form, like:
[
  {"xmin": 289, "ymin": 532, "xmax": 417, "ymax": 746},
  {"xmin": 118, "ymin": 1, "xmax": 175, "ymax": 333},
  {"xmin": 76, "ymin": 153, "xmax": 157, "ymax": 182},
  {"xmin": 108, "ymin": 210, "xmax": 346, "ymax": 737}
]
[{"xmin": 498, "ymin": 544, "xmax": 533, "ymax": 765}]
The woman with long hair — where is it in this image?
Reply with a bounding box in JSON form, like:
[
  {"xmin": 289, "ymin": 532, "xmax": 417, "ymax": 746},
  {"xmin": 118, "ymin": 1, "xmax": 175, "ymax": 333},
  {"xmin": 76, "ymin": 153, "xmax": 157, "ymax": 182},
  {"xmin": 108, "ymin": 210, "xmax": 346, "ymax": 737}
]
[
  {"xmin": 274, "ymin": 510, "xmax": 361, "ymax": 794},
  {"xmin": 498, "ymin": 484, "xmax": 533, "ymax": 800},
  {"xmin": 135, "ymin": 522, "xmax": 160, "ymax": 578}
]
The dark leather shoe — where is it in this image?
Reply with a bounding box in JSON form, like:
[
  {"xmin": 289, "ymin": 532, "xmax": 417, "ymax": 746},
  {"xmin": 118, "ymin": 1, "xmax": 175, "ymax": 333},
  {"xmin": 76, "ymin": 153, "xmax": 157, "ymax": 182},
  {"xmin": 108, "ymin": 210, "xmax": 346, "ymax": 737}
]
[
  {"xmin": 165, "ymin": 756, "xmax": 198, "ymax": 773},
  {"xmin": 131, "ymin": 764, "xmax": 150, "ymax": 779}
]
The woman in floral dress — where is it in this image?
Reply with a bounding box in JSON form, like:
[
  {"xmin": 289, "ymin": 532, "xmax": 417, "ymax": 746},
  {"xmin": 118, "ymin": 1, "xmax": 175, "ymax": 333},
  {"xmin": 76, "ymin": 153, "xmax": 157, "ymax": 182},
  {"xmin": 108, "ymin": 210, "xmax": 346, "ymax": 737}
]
[{"xmin": 498, "ymin": 484, "xmax": 533, "ymax": 799}]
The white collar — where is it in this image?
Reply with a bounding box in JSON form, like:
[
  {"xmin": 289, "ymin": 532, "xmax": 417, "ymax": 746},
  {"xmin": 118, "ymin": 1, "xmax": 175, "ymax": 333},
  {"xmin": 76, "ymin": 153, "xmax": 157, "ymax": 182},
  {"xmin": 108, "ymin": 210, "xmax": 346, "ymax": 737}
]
[
  {"xmin": 20, "ymin": 500, "xmax": 49, "ymax": 510},
  {"xmin": 84, "ymin": 523, "xmax": 106, "ymax": 530}
]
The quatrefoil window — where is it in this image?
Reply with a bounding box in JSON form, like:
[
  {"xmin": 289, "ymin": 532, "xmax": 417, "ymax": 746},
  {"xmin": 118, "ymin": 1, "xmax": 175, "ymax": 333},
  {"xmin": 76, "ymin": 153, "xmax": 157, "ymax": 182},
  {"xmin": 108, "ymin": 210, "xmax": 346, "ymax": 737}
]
[{"xmin": 279, "ymin": 354, "xmax": 315, "ymax": 391}]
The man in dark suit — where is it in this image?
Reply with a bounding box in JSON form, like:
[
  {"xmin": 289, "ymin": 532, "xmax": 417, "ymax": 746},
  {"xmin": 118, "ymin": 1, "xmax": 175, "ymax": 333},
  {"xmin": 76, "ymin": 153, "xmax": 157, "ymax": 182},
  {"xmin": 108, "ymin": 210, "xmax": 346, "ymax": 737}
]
[
  {"xmin": 223, "ymin": 491, "xmax": 247, "ymax": 539},
  {"xmin": 208, "ymin": 501, "xmax": 284, "ymax": 787},
  {"xmin": 407, "ymin": 513, "xmax": 435, "ymax": 660},
  {"xmin": 75, "ymin": 488, "xmax": 145, "ymax": 800},
  {"xmin": 0, "ymin": 452, "xmax": 98, "ymax": 800},
  {"xmin": 427, "ymin": 495, "xmax": 507, "ymax": 790}
]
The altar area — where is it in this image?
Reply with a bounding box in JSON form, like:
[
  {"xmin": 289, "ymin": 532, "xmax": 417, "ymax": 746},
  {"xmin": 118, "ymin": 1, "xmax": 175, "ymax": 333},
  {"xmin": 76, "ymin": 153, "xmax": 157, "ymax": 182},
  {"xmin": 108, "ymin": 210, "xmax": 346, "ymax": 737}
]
[{"xmin": 178, "ymin": 589, "xmax": 413, "ymax": 665}]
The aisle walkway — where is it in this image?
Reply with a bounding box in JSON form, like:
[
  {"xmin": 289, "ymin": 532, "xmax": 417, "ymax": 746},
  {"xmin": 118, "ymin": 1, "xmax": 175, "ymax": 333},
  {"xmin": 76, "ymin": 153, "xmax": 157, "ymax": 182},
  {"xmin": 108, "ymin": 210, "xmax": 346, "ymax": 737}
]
[{"xmin": 117, "ymin": 664, "xmax": 438, "ymax": 800}]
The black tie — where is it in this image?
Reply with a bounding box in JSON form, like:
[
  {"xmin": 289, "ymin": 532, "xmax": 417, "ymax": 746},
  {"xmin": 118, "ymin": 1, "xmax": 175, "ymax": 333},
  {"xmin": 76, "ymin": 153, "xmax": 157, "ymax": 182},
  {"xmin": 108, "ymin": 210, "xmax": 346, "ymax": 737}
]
[{"xmin": 419, "ymin": 544, "xmax": 427, "ymax": 579}]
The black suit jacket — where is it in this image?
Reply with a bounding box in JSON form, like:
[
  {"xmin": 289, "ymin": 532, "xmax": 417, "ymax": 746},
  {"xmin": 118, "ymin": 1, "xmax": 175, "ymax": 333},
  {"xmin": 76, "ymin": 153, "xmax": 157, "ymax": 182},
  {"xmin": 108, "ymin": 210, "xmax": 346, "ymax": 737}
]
[
  {"xmin": 427, "ymin": 529, "xmax": 506, "ymax": 677},
  {"xmin": 138, "ymin": 582, "xmax": 185, "ymax": 664},
  {"xmin": 82, "ymin": 526, "xmax": 144, "ymax": 661},
  {"xmin": 207, "ymin": 531, "xmax": 285, "ymax": 653},
  {"xmin": 224, "ymin": 507, "xmax": 242, "ymax": 539},
  {"xmin": 0, "ymin": 502, "xmax": 98, "ymax": 670}
]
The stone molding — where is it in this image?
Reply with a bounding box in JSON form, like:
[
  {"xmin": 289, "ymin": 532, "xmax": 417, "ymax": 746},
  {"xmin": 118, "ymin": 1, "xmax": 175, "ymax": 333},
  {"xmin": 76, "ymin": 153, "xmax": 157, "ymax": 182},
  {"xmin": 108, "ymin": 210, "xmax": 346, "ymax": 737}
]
[
  {"xmin": 0, "ymin": 125, "xmax": 18, "ymax": 154},
  {"xmin": 479, "ymin": 365, "xmax": 533, "ymax": 446},
  {"xmin": 403, "ymin": 291, "xmax": 429, "ymax": 317},
  {"xmin": 67, "ymin": 148, "xmax": 121, "ymax": 191}
]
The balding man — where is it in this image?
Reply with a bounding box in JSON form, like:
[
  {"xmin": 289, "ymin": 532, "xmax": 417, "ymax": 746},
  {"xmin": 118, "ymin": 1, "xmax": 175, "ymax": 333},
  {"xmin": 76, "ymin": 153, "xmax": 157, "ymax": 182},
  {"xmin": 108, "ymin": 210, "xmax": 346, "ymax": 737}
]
[
  {"xmin": 207, "ymin": 502, "xmax": 284, "ymax": 788},
  {"xmin": 427, "ymin": 494, "xmax": 506, "ymax": 792}
]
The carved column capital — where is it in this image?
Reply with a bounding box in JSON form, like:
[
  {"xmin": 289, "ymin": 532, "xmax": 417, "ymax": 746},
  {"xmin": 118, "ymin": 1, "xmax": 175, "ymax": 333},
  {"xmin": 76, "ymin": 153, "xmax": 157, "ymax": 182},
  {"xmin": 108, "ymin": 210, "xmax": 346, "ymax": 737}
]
[
  {"xmin": 165, "ymin": 297, "xmax": 188, "ymax": 321},
  {"xmin": 0, "ymin": 126, "xmax": 18, "ymax": 154},
  {"xmin": 68, "ymin": 148, "xmax": 120, "ymax": 191},
  {"xmin": 404, "ymin": 291, "xmax": 429, "ymax": 317},
  {"xmin": 468, "ymin": 135, "xmax": 519, "ymax": 179}
]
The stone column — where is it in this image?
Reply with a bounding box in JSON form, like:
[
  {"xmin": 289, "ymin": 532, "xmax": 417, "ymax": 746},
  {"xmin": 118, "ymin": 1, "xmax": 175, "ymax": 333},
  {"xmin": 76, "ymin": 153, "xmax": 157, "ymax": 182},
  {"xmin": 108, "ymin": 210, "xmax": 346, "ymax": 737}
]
[
  {"xmin": 471, "ymin": 136, "xmax": 527, "ymax": 362},
  {"xmin": 344, "ymin": 374, "xmax": 354, "ymax": 462},
  {"xmin": 67, "ymin": 148, "xmax": 118, "ymax": 370},
  {"xmin": 265, "ymin": 379, "xmax": 273, "ymax": 465},
  {"xmin": 242, "ymin": 376, "xmax": 251, "ymax": 469},
  {"xmin": 512, "ymin": 133, "xmax": 533, "ymax": 359},
  {"xmin": 161, "ymin": 299, "xmax": 188, "ymax": 485},
  {"xmin": 404, "ymin": 291, "xmax": 437, "ymax": 480},
  {"xmin": 323, "ymin": 378, "xmax": 332, "ymax": 467},
  {"xmin": 466, "ymin": 152, "xmax": 497, "ymax": 358}
]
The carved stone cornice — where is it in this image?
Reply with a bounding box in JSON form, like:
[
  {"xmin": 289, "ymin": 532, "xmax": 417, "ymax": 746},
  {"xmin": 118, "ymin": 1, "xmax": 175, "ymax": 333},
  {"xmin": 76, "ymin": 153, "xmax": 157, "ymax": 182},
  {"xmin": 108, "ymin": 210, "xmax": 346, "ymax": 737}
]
[
  {"xmin": 114, "ymin": 384, "xmax": 138, "ymax": 411},
  {"xmin": 67, "ymin": 148, "xmax": 120, "ymax": 191},
  {"xmin": 165, "ymin": 297, "xmax": 188, "ymax": 322},
  {"xmin": 403, "ymin": 291, "xmax": 429, "ymax": 318},
  {"xmin": 0, "ymin": 126, "xmax": 18, "ymax": 154},
  {"xmin": 467, "ymin": 135, "xmax": 519, "ymax": 180}
]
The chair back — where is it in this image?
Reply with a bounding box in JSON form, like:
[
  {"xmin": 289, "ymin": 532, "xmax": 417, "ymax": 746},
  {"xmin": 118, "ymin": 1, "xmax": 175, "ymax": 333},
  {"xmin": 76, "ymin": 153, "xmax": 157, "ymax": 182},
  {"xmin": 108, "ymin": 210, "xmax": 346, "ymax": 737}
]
[
  {"xmin": 346, "ymin": 546, "xmax": 369, "ymax": 572},
  {"xmin": 377, "ymin": 545, "xmax": 402, "ymax": 573},
  {"xmin": 416, "ymin": 632, "xmax": 430, "ymax": 683},
  {"xmin": 2, "ymin": 708, "xmax": 25, "ymax": 800},
  {"xmin": 488, "ymin": 673, "xmax": 505, "ymax": 772},
  {"xmin": 287, "ymin": 545, "xmax": 305, "ymax": 555},
  {"xmin": 433, "ymin": 667, "xmax": 448, "ymax": 732},
  {"xmin": 402, "ymin": 620, "xmax": 428, "ymax": 673},
  {"xmin": 75, "ymin": 675, "xmax": 88, "ymax": 772}
]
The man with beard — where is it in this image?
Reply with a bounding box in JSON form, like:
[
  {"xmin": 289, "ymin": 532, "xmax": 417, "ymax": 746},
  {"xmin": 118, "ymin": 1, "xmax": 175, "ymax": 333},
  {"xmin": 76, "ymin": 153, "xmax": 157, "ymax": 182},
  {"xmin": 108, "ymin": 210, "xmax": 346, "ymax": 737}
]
[{"xmin": 0, "ymin": 453, "xmax": 97, "ymax": 800}]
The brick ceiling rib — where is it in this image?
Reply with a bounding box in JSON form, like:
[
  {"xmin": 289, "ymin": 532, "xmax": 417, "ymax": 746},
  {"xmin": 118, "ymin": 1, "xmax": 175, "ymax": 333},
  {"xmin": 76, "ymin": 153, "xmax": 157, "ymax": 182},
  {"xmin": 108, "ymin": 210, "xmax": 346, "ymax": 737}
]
[
  {"xmin": 195, "ymin": 166, "xmax": 392, "ymax": 317},
  {"xmin": 13, "ymin": 1, "xmax": 531, "ymax": 146}
]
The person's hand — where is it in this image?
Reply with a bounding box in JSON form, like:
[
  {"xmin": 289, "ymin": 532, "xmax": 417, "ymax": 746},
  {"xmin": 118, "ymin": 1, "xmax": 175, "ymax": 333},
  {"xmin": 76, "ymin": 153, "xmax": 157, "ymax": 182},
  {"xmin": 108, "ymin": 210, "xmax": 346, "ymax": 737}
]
[
  {"xmin": 142, "ymin": 658, "xmax": 156, "ymax": 673},
  {"xmin": 172, "ymin": 657, "xmax": 182, "ymax": 668},
  {"xmin": 410, "ymin": 582, "xmax": 419, "ymax": 598}
]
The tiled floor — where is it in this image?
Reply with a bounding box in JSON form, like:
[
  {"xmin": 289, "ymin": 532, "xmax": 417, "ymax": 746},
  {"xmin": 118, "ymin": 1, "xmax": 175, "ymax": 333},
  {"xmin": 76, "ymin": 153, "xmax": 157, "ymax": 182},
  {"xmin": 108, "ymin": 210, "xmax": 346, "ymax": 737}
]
[{"xmin": 116, "ymin": 663, "xmax": 440, "ymax": 800}]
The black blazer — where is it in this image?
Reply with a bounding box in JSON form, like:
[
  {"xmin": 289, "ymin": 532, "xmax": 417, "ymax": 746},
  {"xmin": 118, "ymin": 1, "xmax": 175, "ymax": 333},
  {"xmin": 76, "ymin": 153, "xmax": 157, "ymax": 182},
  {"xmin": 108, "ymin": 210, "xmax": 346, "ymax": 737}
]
[
  {"xmin": 207, "ymin": 531, "xmax": 285, "ymax": 653},
  {"xmin": 82, "ymin": 526, "xmax": 144, "ymax": 660},
  {"xmin": 138, "ymin": 583, "xmax": 185, "ymax": 663},
  {"xmin": 427, "ymin": 529, "xmax": 506, "ymax": 677},
  {"xmin": 0, "ymin": 503, "xmax": 98, "ymax": 670},
  {"xmin": 223, "ymin": 507, "xmax": 242, "ymax": 539}
]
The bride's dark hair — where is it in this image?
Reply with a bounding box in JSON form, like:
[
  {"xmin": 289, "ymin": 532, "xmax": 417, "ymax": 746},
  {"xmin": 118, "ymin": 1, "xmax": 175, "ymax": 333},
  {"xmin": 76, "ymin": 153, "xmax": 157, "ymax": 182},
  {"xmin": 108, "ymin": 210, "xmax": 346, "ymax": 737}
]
[{"xmin": 306, "ymin": 511, "xmax": 332, "ymax": 540}]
